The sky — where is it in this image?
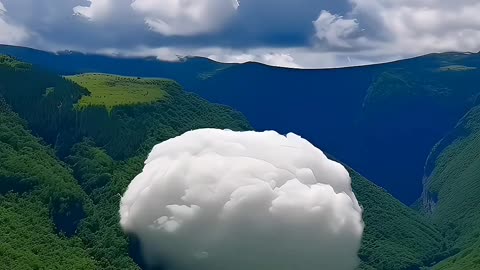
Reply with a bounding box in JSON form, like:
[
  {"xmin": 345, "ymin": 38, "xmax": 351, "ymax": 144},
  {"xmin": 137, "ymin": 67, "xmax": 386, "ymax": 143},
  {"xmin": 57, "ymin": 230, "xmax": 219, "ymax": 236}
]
[{"xmin": 1, "ymin": 0, "xmax": 480, "ymax": 68}]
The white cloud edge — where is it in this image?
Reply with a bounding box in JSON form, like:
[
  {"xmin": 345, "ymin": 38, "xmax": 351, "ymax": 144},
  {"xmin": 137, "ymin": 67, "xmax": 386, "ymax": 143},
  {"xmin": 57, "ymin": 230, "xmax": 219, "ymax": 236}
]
[
  {"xmin": 0, "ymin": 1, "xmax": 29, "ymax": 45},
  {"xmin": 4, "ymin": 0, "xmax": 480, "ymax": 68},
  {"xmin": 120, "ymin": 128, "xmax": 364, "ymax": 270}
]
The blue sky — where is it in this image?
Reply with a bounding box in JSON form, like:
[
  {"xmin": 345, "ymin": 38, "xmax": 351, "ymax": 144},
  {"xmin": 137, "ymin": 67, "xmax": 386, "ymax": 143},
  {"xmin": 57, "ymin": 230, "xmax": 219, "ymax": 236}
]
[{"xmin": 1, "ymin": 0, "xmax": 480, "ymax": 68}]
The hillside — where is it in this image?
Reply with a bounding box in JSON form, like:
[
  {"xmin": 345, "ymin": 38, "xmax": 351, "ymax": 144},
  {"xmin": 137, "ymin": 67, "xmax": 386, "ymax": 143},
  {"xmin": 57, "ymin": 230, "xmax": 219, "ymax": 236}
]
[
  {"xmin": 0, "ymin": 55, "xmax": 250, "ymax": 159},
  {"xmin": 0, "ymin": 55, "xmax": 453, "ymax": 269},
  {"xmin": 0, "ymin": 56, "xmax": 253, "ymax": 269},
  {"xmin": 420, "ymin": 104, "xmax": 480, "ymax": 269},
  {"xmin": 0, "ymin": 98, "xmax": 100, "ymax": 269},
  {"xmin": 3, "ymin": 45, "xmax": 480, "ymax": 204},
  {"xmin": 349, "ymin": 168, "xmax": 446, "ymax": 269}
]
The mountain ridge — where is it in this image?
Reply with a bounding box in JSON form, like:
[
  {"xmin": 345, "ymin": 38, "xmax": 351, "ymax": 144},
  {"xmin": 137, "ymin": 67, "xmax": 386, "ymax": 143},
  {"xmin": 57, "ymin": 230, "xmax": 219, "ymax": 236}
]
[{"xmin": 2, "ymin": 44, "xmax": 479, "ymax": 71}]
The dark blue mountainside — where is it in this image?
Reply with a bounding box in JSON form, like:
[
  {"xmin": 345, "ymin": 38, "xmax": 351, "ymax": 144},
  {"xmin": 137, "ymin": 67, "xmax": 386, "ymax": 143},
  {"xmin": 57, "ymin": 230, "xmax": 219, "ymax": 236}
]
[{"xmin": 2, "ymin": 44, "xmax": 480, "ymax": 204}]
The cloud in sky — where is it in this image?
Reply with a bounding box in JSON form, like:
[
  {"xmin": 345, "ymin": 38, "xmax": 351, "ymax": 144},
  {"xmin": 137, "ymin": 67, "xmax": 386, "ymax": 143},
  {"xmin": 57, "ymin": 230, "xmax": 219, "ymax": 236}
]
[
  {"xmin": 0, "ymin": 1, "xmax": 29, "ymax": 45},
  {"xmin": 313, "ymin": 11, "xmax": 362, "ymax": 49},
  {"xmin": 73, "ymin": 0, "xmax": 114, "ymax": 21},
  {"xmin": 1, "ymin": 0, "xmax": 480, "ymax": 68},
  {"xmin": 131, "ymin": 0, "xmax": 239, "ymax": 36},
  {"xmin": 120, "ymin": 129, "xmax": 364, "ymax": 270},
  {"xmin": 338, "ymin": 0, "xmax": 480, "ymax": 56}
]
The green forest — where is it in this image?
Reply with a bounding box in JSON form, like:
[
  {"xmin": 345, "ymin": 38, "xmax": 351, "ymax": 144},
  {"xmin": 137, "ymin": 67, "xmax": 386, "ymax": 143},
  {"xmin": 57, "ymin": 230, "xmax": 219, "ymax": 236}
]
[
  {"xmin": 0, "ymin": 55, "xmax": 251, "ymax": 269},
  {"xmin": 1, "ymin": 54, "xmax": 480, "ymax": 269},
  {"xmin": 421, "ymin": 104, "xmax": 480, "ymax": 269}
]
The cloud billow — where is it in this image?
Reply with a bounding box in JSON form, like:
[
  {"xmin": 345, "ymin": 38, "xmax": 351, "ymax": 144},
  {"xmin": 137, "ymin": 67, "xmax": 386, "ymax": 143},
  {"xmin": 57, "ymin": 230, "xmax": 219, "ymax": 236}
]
[
  {"xmin": 131, "ymin": 0, "xmax": 239, "ymax": 36},
  {"xmin": 0, "ymin": 1, "xmax": 28, "ymax": 45},
  {"xmin": 120, "ymin": 129, "xmax": 364, "ymax": 270}
]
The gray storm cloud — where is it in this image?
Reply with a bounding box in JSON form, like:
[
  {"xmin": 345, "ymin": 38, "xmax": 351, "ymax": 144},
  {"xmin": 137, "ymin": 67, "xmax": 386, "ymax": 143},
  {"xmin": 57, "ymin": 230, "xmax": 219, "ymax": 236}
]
[{"xmin": 120, "ymin": 129, "xmax": 364, "ymax": 270}]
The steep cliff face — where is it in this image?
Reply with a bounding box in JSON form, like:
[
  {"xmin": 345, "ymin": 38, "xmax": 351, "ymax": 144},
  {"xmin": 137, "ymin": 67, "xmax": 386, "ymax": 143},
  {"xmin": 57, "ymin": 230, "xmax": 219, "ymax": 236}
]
[{"xmin": 420, "ymin": 105, "xmax": 480, "ymax": 269}]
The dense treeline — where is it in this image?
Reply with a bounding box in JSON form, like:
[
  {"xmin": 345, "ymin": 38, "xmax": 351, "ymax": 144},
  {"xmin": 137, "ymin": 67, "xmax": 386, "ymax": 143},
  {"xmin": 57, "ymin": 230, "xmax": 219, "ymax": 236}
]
[
  {"xmin": 0, "ymin": 98, "xmax": 98, "ymax": 269},
  {"xmin": 421, "ymin": 105, "xmax": 480, "ymax": 269},
  {"xmin": 350, "ymin": 168, "xmax": 448, "ymax": 269},
  {"xmin": 0, "ymin": 56, "xmax": 250, "ymax": 160},
  {"xmin": 0, "ymin": 56, "xmax": 87, "ymax": 155},
  {"xmin": 0, "ymin": 56, "xmax": 252, "ymax": 269},
  {"xmin": 74, "ymin": 80, "xmax": 251, "ymax": 159},
  {"xmin": 67, "ymin": 139, "xmax": 114, "ymax": 196},
  {"xmin": 0, "ymin": 98, "xmax": 87, "ymax": 235}
]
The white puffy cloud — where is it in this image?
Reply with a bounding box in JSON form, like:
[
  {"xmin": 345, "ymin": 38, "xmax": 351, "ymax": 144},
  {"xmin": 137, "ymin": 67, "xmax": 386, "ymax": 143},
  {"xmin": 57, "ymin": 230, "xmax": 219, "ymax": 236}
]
[
  {"xmin": 0, "ymin": 1, "xmax": 28, "ymax": 45},
  {"xmin": 120, "ymin": 129, "xmax": 364, "ymax": 270},
  {"xmin": 73, "ymin": 0, "xmax": 112, "ymax": 21},
  {"xmin": 314, "ymin": 10, "xmax": 362, "ymax": 48},
  {"xmin": 72, "ymin": 0, "xmax": 239, "ymax": 36},
  {"xmin": 315, "ymin": 0, "xmax": 480, "ymax": 59},
  {"xmin": 375, "ymin": 0, "xmax": 480, "ymax": 54},
  {"xmin": 73, "ymin": 0, "xmax": 137, "ymax": 23},
  {"xmin": 131, "ymin": 0, "xmax": 239, "ymax": 36}
]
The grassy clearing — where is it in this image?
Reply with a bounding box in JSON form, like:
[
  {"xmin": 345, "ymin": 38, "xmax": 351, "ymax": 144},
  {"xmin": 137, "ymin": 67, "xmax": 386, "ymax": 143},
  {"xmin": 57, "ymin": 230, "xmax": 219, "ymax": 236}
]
[{"xmin": 67, "ymin": 73, "xmax": 169, "ymax": 111}]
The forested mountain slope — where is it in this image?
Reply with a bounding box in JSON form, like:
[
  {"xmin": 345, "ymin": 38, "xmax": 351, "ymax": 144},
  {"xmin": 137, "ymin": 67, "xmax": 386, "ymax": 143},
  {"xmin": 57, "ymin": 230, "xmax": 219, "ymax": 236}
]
[
  {"xmin": 0, "ymin": 56, "xmax": 251, "ymax": 269},
  {"xmin": 420, "ymin": 104, "xmax": 480, "ymax": 269},
  {"xmin": 0, "ymin": 56, "xmax": 250, "ymax": 159},
  {"xmin": 349, "ymin": 169, "xmax": 446, "ymax": 270},
  {"xmin": 0, "ymin": 98, "xmax": 99, "ymax": 269}
]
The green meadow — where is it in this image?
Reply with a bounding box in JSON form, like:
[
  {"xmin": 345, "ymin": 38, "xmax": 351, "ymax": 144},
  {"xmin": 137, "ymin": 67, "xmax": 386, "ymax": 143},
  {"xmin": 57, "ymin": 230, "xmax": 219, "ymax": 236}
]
[{"xmin": 67, "ymin": 73, "xmax": 169, "ymax": 111}]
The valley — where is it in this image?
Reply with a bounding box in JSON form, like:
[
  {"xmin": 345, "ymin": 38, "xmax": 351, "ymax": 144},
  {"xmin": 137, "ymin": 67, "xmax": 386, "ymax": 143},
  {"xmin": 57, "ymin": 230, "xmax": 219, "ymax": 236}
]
[
  {"xmin": 0, "ymin": 48, "xmax": 480, "ymax": 269},
  {"xmin": 4, "ymin": 45, "xmax": 480, "ymax": 204}
]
